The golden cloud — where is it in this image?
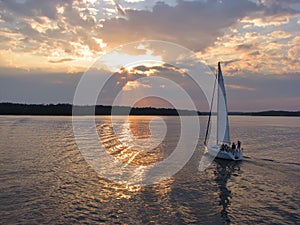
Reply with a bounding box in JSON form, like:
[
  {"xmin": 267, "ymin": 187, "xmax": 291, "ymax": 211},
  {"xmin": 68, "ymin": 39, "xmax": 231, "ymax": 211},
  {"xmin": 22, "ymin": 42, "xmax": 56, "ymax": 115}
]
[{"xmin": 122, "ymin": 80, "xmax": 151, "ymax": 91}]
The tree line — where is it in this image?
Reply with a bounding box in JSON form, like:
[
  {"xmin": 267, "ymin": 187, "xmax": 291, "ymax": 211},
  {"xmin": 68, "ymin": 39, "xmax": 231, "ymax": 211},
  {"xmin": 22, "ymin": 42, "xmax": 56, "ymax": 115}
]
[
  {"xmin": 0, "ymin": 103, "xmax": 299, "ymax": 116},
  {"xmin": 0, "ymin": 103, "xmax": 200, "ymax": 116}
]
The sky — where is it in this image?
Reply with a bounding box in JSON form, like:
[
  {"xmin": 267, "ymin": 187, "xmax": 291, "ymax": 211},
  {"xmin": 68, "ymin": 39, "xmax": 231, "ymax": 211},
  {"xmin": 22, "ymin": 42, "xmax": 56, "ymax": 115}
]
[{"xmin": 0, "ymin": 0, "xmax": 299, "ymax": 111}]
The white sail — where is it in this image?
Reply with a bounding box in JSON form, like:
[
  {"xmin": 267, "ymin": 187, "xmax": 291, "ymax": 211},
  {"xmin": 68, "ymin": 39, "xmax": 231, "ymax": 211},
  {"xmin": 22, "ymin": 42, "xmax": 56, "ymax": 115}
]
[{"xmin": 217, "ymin": 62, "xmax": 230, "ymax": 144}]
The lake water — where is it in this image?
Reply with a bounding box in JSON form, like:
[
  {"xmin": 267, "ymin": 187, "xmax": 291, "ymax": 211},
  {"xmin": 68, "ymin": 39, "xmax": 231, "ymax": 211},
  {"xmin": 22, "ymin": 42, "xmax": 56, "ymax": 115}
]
[{"xmin": 0, "ymin": 116, "xmax": 299, "ymax": 224}]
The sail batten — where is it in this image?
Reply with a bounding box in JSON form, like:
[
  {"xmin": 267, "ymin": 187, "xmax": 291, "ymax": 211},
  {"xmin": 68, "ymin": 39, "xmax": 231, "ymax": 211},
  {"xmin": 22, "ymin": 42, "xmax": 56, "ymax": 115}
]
[{"xmin": 217, "ymin": 62, "xmax": 230, "ymax": 144}]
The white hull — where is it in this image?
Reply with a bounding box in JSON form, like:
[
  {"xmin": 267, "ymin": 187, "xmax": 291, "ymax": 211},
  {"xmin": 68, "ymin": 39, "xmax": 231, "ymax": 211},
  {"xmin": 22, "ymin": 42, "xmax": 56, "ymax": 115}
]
[{"xmin": 205, "ymin": 145, "xmax": 243, "ymax": 161}]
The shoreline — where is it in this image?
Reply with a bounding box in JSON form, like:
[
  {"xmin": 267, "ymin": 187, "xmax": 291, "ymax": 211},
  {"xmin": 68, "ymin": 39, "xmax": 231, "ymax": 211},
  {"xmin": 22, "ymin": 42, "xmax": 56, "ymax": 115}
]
[
  {"xmin": 0, "ymin": 103, "xmax": 299, "ymax": 117},
  {"xmin": 0, "ymin": 103, "xmax": 300, "ymax": 117}
]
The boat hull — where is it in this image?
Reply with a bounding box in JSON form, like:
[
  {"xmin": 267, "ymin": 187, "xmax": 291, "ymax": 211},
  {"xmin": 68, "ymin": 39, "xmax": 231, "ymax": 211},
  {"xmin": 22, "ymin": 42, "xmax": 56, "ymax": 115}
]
[{"xmin": 205, "ymin": 145, "xmax": 243, "ymax": 161}]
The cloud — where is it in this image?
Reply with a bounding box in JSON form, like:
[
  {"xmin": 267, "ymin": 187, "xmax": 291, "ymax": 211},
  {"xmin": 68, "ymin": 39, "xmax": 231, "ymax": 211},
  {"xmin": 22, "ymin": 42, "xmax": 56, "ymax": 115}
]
[
  {"xmin": 240, "ymin": 0, "xmax": 300, "ymax": 28},
  {"xmin": 236, "ymin": 43, "xmax": 254, "ymax": 51},
  {"xmin": 221, "ymin": 59, "xmax": 241, "ymax": 65},
  {"xmin": 122, "ymin": 80, "xmax": 151, "ymax": 91},
  {"xmin": 1, "ymin": 0, "xmax": 298, "ymax": 55},
  {"xmin": 0, "ymin": 0, "xmax": 102, "ymax": 60},
  {"xmin": 1, "ymin": 0, "xmax": 66, "ymax": 20},
  {"xmin": 288, "ymin": 36, "xmax": 300, "ymax": 61},
  {"xmin": 241, "ymin": 16, "xmax": 291, "ymax": 27},
  {"xmin": 259, "ymin": 0, "xmax": 300, "ymax": 17},
  {"xmin": 100, "ymin": 0, "xmax": 259, "ymax": 51},
  {"xmin": 48, "ymin": 58, "xmax": 75, "ymax": 63},
  {"xmin": 227, "ymin": 84, "xmax": 256, "ymax": 91},
  {"xmin": 198, "ymin": 25, "xmax": 299, "ymax": 76}
]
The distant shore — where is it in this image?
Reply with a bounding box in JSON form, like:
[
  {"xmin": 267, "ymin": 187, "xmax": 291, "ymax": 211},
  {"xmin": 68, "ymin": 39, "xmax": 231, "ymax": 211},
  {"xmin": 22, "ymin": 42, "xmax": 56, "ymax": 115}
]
[{"xmin": 0, "ymin": 103, "xmax": 299, "ymax": 117}]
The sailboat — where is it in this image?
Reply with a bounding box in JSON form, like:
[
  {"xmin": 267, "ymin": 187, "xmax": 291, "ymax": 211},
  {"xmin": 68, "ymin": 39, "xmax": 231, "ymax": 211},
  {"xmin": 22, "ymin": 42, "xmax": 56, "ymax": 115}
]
[{"xmin": 204, "ymin": 62, "xmax": 243, "ymax": 161}]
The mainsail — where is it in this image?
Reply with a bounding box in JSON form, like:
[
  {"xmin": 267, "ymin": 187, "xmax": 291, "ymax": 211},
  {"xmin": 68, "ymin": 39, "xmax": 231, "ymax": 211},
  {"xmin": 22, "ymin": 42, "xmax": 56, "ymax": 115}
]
[{"xmin": 217, "ymin": 62, "xmax": 230, "ymax": 144}]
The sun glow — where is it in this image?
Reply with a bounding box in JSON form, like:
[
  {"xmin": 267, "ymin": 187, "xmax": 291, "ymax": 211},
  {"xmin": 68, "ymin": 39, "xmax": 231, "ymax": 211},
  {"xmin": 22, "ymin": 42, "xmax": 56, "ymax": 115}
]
[{"xmin": 97, "ymin": 48, "xmax": 163, "ymax": 72}]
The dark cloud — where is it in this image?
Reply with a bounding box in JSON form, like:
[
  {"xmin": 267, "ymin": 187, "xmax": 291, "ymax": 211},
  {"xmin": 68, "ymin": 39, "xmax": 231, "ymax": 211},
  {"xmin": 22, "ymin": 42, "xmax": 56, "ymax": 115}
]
[
  {"xmin": 48, "ymin": 58, "xmax": 75, "ymax": 63},
  {"xmin": 221, "ymin": 59, "xmax": 241, "ymax": 66},
  {"xmin": 258, "ymin": 0, "xmax": 300, "ymax": 17},
  {"xmin": 62, "ymin": 3, "xmax": 96, "ymax": 29},
  {"xmin": 100, "ymin": 0, "xmax": 259, "ymax": 51},
  {"xmin": 133, "ymin": 65, "xmax": 150, "ymax": 72},
  {"xmin": 248, "ymin": 51, "xmax": 260, "ymax": 56},
  {"xmin": 1, "ymin": 0, "xmax": 72, "ymax": 20},
  {"xmin": 236, "ymin": 43, "xmax": 254, "ymax": 51}
]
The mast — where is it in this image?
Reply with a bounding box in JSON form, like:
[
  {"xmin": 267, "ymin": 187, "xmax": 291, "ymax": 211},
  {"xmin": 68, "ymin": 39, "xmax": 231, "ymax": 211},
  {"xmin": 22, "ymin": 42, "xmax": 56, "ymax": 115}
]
[{"xmin": 216, "ymin": 65, "xmax": 219, "ymax": 145}]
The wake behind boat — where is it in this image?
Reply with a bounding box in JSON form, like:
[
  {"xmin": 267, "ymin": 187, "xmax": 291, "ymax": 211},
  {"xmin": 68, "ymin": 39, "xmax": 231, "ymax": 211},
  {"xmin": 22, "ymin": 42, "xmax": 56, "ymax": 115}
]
[{"xmin": 204, "ymin": 62, "xmax": 243, "ymax": 161}]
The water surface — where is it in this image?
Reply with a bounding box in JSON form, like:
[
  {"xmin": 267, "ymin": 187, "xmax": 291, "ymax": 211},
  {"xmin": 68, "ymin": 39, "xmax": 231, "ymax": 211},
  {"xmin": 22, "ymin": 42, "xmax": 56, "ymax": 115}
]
[{"xmin": 0, "ymin": 116, "xmax": 299, "ymax": 224}]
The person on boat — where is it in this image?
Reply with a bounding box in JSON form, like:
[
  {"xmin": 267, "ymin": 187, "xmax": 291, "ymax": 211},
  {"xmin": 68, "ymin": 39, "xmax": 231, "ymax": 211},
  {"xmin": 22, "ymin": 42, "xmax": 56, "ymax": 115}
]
[
  {"xmin": 237, "ymin": 140, "xmax": 241, "ymax": 150},
  {"xmin": 221, "ymin": 143, "xmax": 225, "ymax": 151},
  {"xmin": 225, "ymin": 144, "xmax": 229, "ymax": 152},
  {"xmin": 226, "ymin": 144, "xmax": 231, "ymax": 152},
  {"xmin": 232, "ymin": 142, "xmax": 236, "ymax": 150}
]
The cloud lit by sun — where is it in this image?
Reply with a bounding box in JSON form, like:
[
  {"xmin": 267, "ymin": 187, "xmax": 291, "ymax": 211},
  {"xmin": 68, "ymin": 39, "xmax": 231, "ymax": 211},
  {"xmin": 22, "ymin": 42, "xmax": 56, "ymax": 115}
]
[{"xmin": 122, "ymin": 80, "xmax": 151, "ymax": 91}]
